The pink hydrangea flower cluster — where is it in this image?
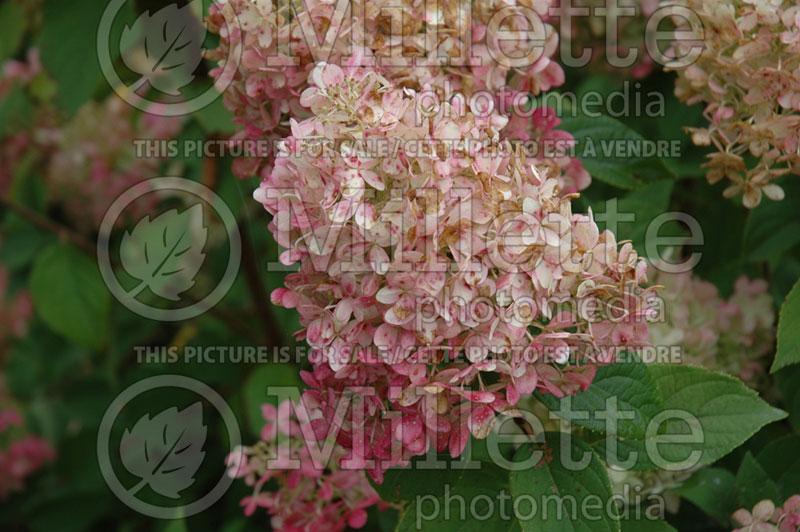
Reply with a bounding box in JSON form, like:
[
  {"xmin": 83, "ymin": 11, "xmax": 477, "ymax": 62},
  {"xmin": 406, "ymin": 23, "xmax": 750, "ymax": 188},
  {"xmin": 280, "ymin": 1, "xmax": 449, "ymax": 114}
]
[
  {"xmin": 648, "ymin": 266, "xmax": 775, "ymax": 389},
  {"xmin": 733, "ymin": 496, "xmax": 800, "ymax": 532},
  {"xmin": 1, "ymin": 49, "xmax": 182, "ymax": 230},
  {"xmin": 255, "ymin": 60, "xmax": 654, "ymax": 481},
  {"xmin": 0, "ymin": 380, "xmax": 54, "ymax": 500},
  {"xmin": 667, "ymin": 0, "xmax": 800, "ymax": 208},
  {"xmin": 37, "ymin": 97, "xmax": 182, "ymax": 229},
  {"xmin": 205, "ymin": 0, "xmax": 590, "ymax": 191},
  {"xmin": 226, "ymin": 399, "xmax": 380, "ymax": 532},
  {"xmin": 554, "ymin": 0, "xmax": 660, "ymax": 78}
]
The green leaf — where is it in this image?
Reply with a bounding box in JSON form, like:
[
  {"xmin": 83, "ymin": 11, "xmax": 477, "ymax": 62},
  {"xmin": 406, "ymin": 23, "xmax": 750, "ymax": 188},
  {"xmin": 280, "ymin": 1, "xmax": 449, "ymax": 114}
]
[
  {"xmin": 535, "ymin": 359, "xmax": 662, "ymax": 441},
  {"xmin": 0, "ymin": 215, "xmax": 53, "ymax": 271},
  {"xmin": 735, "ymin": 452, "xmax": 782, "ymax": 509},
  {"xmin": 771, "ymin": 278, "xmax": 800, "ymax": 373},
  {"xmin": 774, "ymin": 363, "xmax": 800, "ymax": 410},
  {"xmin": 37, "ymin": 0, "xmax": 134, "ymax": 114},
  {"xmin": 395, "ymin": 463, "xmax": 519, "ymax": 532},
  {"xmin": 0, "ymin": 0, "xmax": 26, "ymax": 62},
  {"xmin": 29, "ymin": 243, "xmax": 111, "ymax": 349},
  {"xmin": 755, "ymin": 435, "xmax": 800, "ymax": 499},
  {"xmin": 375, "ymin": 456, "xmax": 478, "ymax": 504},
  {"xmin": 545, "ymin": 360, "xmax": 786, "ymax": 471},
  {"xmin": 509, "ymin": 432, "xmax": 620, "ymax": 532},
  {"xmin": 560, "ymin": 115, "xmax": 675, "ymax": 190},
  {"xmin": 643, "ymin": 365, "xmax": 786, "ymax": 459},
  {"xmin": 672, "ymin": 468, "xmax": 736, "ymax": 524},
  {"xmin": 743, "ymin": 179, "xmax": 800, "ymax": 263}
]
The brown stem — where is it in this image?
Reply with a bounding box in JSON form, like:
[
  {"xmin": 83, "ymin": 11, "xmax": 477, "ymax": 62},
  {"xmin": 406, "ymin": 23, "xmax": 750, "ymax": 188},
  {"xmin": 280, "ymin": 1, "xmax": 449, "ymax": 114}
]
[{"xmin": 0, "ymin": 196, "xmax": 95, "ymax": 255}]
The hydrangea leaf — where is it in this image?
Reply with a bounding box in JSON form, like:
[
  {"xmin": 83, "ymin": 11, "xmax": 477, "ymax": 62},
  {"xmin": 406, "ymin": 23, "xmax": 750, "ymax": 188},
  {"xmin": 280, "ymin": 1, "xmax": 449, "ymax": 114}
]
[
  {"xmin": 771, "ymin": 278, "xmax": 800, "ymax": 373},
  {"xmin": 509, "ymin": 432, "xmax": 620, "ymax": 532},
  {"xmin": 393, "ymin": 462, "xmax": 519, "ymax": 532},
  {"xmin": 672, "ymin": 467, "xmax": 736, "ymax": 524},
  {"xmin": 735, "ymin": 452, "xmax": 782, "ymax": 510},
  {"xmin": 30, "ymin": 243, "xmax": 110, "ymax": 349},
  {"xmin": 560, "ymin": 115, "xmax": 676, "ymax": 190},
  {"xmin": 542, "ymin": 361, "xmax": 786, "ymax": 471}
]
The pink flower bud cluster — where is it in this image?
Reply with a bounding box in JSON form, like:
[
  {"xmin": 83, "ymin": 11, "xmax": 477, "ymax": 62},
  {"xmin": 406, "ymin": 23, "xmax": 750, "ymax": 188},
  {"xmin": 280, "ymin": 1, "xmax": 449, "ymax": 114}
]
[
  {"xmin": 554, "ymin": 0, "xmax": 660, "ymax": 79},
  {"xmin": 733, "ymin": 496, "xmax": 800, "ymax": 532},
  {"xmin": 648, "ymin": 266, "xmax": 775, "ymax": 389},
  {"xmin": 205, "ymin": 0, "xmax": 590, "ymax": 192},
  {"xmin": 667, "ymin": 0, "xmax": 800, "ymax": 208},
  {"xmin": 226, "ymin": 400, "xmax": 380, "ymax": 532},
  {"xmin": 255, "ymin": 61, "xmax": 654, "ymax": 481}
]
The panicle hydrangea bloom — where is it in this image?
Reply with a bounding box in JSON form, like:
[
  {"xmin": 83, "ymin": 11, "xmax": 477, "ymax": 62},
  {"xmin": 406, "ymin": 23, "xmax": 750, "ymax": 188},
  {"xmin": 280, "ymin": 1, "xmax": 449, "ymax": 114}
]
[
  {"xmin": 667, "ymin": 0, "xmax": 800, "ymax": 208},
  {"xmin": 1, "ymin": 49, "xmax": 182, "ymax": 230},
  {"xmin": 647, "ymin": 267, "xmax": 775, "ymax": 389},
  {"xmin": 733, "ymin": 496, "xmax": 800, "ymax": 532},
  {"xmin": 226, "ymin": 399, "xmax": 380, "ymax": 532},
  {"xmin": 35, "ymin": 96, "xmax": 182, "ymax": 229},
  {"xmin": 554, "ymin": 0, "xmax": 660, "ymax": 78},
  {"xmin": 255, "ymin": 60, "xmax": 654, "ymax": 481},
  {"xmin": 0, "ymin": 379, "xmax": 54, "ymax": 500},
  {"xmin": 205, "ymin": 0, "xmax": 590, "ymax": 191}
]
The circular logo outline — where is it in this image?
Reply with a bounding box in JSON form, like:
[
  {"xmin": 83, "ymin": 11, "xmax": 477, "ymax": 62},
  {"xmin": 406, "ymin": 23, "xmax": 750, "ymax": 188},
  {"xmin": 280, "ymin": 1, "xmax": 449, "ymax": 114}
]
[
  {"xmin": 97, "ymin": 0, "xmax": 242, "ymax": 116},
  {"xmin": 97, "ymin": 374, "xmax": 241, "ymax": 519},
  {"xmin": 97, "ymin": 177, "xmax": 242, "ymax": 322}
]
